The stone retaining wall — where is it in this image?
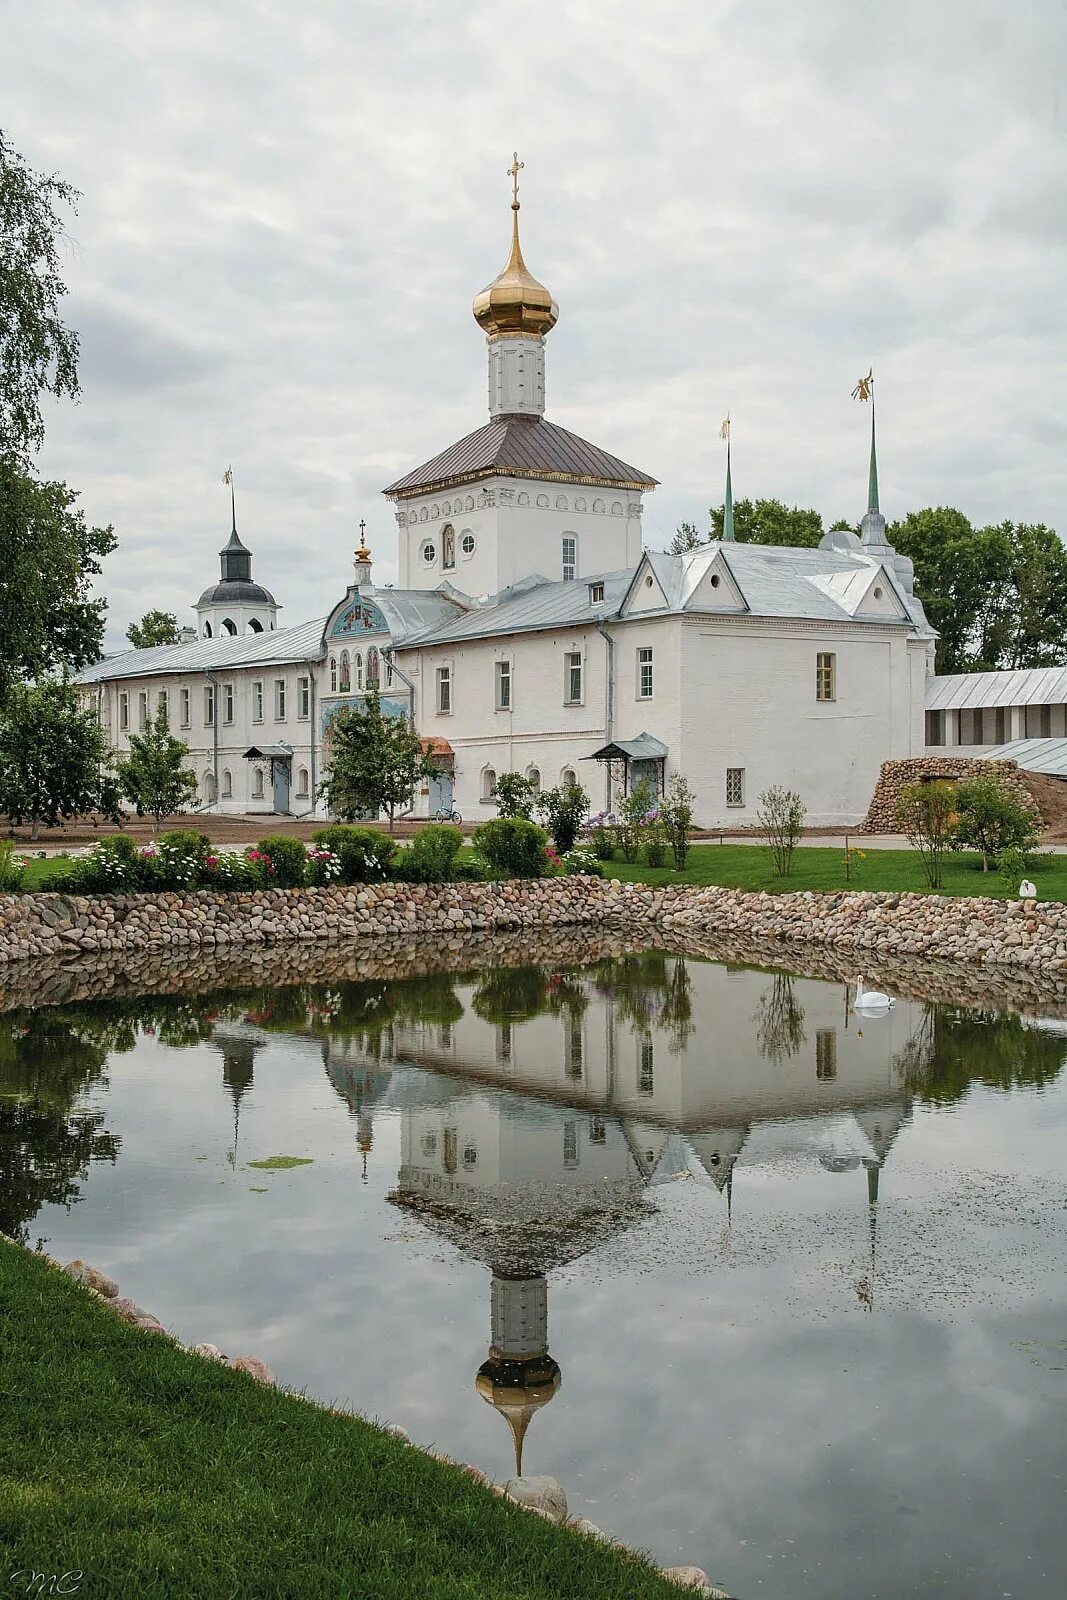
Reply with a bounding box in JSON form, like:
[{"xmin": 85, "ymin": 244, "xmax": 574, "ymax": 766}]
[
  {"xmin": 861, "ymin": 756, "xmax": 1037, "ymax": 832},
  {"xmin": 2, "ymin": 877, "xmax": 1067, "ymax": 984}
]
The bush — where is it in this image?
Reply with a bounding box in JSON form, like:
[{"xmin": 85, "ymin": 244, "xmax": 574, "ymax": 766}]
[
  {"xmin": 452, "ymin": 852, "xmax": 492, "ymax": 882},
  {"xmin": 473, "ymin": 817, "xmax": 549, "ymax": 878},
  {"xmin": 659, "ymin": 774, "xmax": 695, "ymax": 870},
  {"xmin": 563, "ymin": 845, "xmax": 603, "ymax": 877},
  {"xmin": 584, "ymin": 812, "xmax": 616, "ymax": 860},
  {"xmin": 67, "ymin": 835, "xmax": 142, "ymax": 894},
  {"xmin": 612, "ymin": 780, "xmax": 659, "ymax": 863},
  {"xmin": 394, "ymin": 824, "xmax": 464, "ymax": 883},
  {"xmin": 895, "ymin": 780, "xmax": 956, "ymax": 890},
  {"xmin": 492, "ymin": 772, "xmax": 535, "ymax": 819},
  {"xmin": 644, "ymin": 832, "xmax": 668, "ymax": 868},
  {"xmin": 535, "ymin": 782, "xmax": 588, "ymax": 854},
  {"xmin": 257, "ymin": 835, "xmax": 309, "ymax": 889},
  {"xmin": 755, "ymin": 786, "xmax": 806, "ymax": 878},
  {"xmin": 305, "ymin": 847, "xmax": 342, "ymax": 888},
  {"xmin": 201, "ymin": 850, "xmax": 262, "ymax": 891},
  {"xmin": 952, "ymin": 775, "xmax": 1041, "ymax": 871},
  {"xmin": 0, "ymin": 839, "xmax": 25, "ymax": 893},
  {"xmin": 158, "ymin": 829, "xmax": 211, "ymax": 864},
  {"xmin": 312, "ymin": 825, "xmax": 395, "ymax": 883}
]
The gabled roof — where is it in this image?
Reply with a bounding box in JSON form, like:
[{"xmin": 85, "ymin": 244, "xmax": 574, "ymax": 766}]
[
  {"xmin": 976, "ymin": 738, "xmax": 1067, "ymax": 776},
  {"xmin": 926, "ymin": 666, "xmax": 1067, "ymax": 712},
  {"xmin": 383, "ymin": 413, "xmax": 657, "ymax": 499},
  {"xmin": 75, "ymin": 615, "xmax": 330, "ymax": 684},
  {"xmin": 403, "ymin": 569, "xmax": 632, "ymax": 647}
]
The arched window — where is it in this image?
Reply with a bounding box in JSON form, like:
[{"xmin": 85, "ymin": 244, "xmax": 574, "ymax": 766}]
[
  {"xmin": 202, "ymin": 771, "xmax": 217, "ymax": 804},
  {"xmin": 222, "ymin": 618, "xmax": 237, "ymax": 636},
  {"xmin": 203, "ymin": 620, "xmax": 213, "ymax": 638},
  {"xmin": 221, "ymin": 768, "xmax": 232, "ymax": 798},
  {"xmin": 339, "ymin": 650, "xmax": 351, "ymax": 693},
  {"xmin": 297, "ymin": 766, "xmax": 309, "ymax": 798},
  {"xmin": 442, "ymin": 524, "xmax": 456, "ymax": 569},
  {"xmin": 366, "ymin": 646, "xmax": 379, "ymax": 685},
  {"xmin": 252, "ymin": 768, "xmax": 264, "ymax": 799},
  {"xmin": 354, "ymin": 651, "xmax": 364, "ymax": 691},
  {"xmin": 329, "ymin": 655, "xmax": 337, "ymax": 693},
  {"xmin": 482, "ymin": 766, "xmax": 497, "ymax": 802},
  {"xmin": 247, "ymin": 617, "xmax": 263, "ymax": 633},
  {"xmin": 526, "ymin": 765, "xmax": 541, "ymax": 793},
  {"xmin": 561, "ymin": 766, "xmax": 577, "ymax": 788}
]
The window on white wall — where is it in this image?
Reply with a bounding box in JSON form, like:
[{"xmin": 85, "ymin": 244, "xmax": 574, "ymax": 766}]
[
  {"xmin": 221, "ymin": 769, "xmax": 232, "ymax": 798},
  {"xmin": 298, "ymin": 677, "xmax": 310, "ymax": 718},
  {"xmin": 816, "ymin": 652, "xmax": 836, "ymax": 702},
  {"xmin": 637, "ymin": 647, "xmax": 653, "ymax": 700},
  {"xmin": 564, "ymin": 651, "xmax": 583, "ymax": 704},
  {"xmin": 252, "ymin": 768, "xmax": 264, "ymax": 799},
  {"xmin": 461, "ymin": 532, "xmax": 475, "ymax": 557},
  {"xmin": 495, "ymin": 660, "xmax": 512, "ymax": 711},
  {"xmin": 561, "ymin": 766, "xmax": 577, "ymax": 788},
  {"xmin": 482, "ymin": 766, "xmax": 497, "ymax": 801},
  {"xmin": 436, "ymin": 666, "xmax": 451, "ymax": 714},
  {"xmin": 297, "ymin": 767, "xmax": 309, "ymax": 798},
  {"xmin": 329, "ymin": 657, "xmax": 337, "ymax": 694},
  {"xmin": 180, "ymin": 688, "xmax": 190, "ymax": 727},
  {"xmin": 354, "ymin": 652, "xmax": 364, "ymax": 692},
  {"xmin": 422, "ymin": 540, "xmax": 436, "ymax": 565},
  {"xmin": 526, "ymin": 766, "xmax": 541, "ymax": 793},
  {"xmin": 157, "ymin": 690, "xmax": 168, "ymax": 725},
  {"xmin": 223, "ymin": 684, "xmax": 234, "ymax": 725},
  {"xmin": 562, "ymin": 535, "xmax": 577, "ymax": 581},
  {"xmin": 251, "ymin": 680, "xmax": 263, "ymax": 722},
  {"xmin": 138, "ymin": 690, "xmax": 148, "ymax": 730},
  {"xmin": 203, "ymin": 685, "xmax": 215, "ymax": 726},
  {"xmin": 274, "ymin": 678, "xmax": 286, "ymax": 720},
  {"xmin": 119, "ymin": 691, "xmax": 129, "ymax": 731},
  {"xmin": 726, "ymin": 768, "xmax": 745, "ymax": 807}
]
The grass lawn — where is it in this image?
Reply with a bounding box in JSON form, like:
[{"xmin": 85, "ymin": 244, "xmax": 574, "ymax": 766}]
[
  {"xmin": 0, "ymin": 1242, "xmax": 684, "ymax": 1600},
  {"xmin": 607, "ymin": 843, "xmax": 1067, "ymax": 900}
]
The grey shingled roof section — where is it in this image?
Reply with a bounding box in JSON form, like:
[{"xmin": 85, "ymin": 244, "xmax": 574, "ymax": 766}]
[
  {"xmin": 979, "ymin": 737, "xmax": 1067, "ymax": 776},
  {"xmin": 926, "ymin": 666, "xmax": 1067, "ymax": 712},
  {"xmin": 401, "ymin": 570, "xmax": 634, "ymax": 646},
  {"xmin": 382, "ymin": 413, "xmax": 657, "ymax": 497}
]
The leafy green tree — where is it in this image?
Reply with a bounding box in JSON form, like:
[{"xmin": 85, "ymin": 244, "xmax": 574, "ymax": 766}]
[
  {"xmin": 0, "ymin": 133, "xmax": 115, "ymax": 707},
  {"xmin": 895, "ymin": 780, "xmax": 956, "ymax": 890},
  {"xmin": 952, "ymin": 774, "xmax": 1040, "ymax": 871},
  {"xmin": 0, "ymin": 676, "xmax": 122, "ymax": 839},
  {"xmin": 535, "ymin": 780, "xmax": 588, "ymax": 853},
  {"xmin": 659, "ymin": 773, "xmax": 696, "ymax": 869},
  {"xmin": 668, "ymin": 521, "xmax": 705, "ymax": 553},
  {"xmin": 126, "ymin": 610, "xmax": 181, "ymax": 649},
  {"xmin": 319, "ymin": 688, "xmax": 436, "ymax": 830},
  {"xmin": 755, "ymin": 785, "xmax": 806, "ymax": 877},
  {"xmin": 712, "ymin": 497, "xmax": 824, "ymax": 547},
  {"xmin": 117, "ymin": 703, "xmax": 198, "ymax": 834},
  {"xmin": 492, "ymin": 771, "xmax": 535, "ymax": 819}
]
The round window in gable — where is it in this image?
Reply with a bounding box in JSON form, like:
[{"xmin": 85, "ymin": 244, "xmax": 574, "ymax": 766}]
[
  {"xmin": 645, "ymin": 575, "xmax": 654, "ymax": 588},
  {"xmin": 710, "ymin": 573, "xmax": 721, "ymax": 588},
  {"xmin": 461, "ymin": 533, "xmax": 476, "ymax": 556},
  {"xmin": 873, "ymin": 585, "xmax": 883, "ymax": 599},
  {"xmin": 422, "ymin": 542, "xmax": 436, "ymax": 565}
]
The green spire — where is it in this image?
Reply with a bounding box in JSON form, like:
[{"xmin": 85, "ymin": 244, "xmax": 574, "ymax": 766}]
[
  {"xmin": 723, "ymin": 438, "xmax": 735, "ymax": 542},
  {"xmin": 867, "ymin": 400, "xmax": 880, "ymax": 516}
]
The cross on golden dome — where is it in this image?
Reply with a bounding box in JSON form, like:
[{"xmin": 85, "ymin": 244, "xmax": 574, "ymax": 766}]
[
  {"xmin": 355, "ymin": 518, "xmax": 372, "ymax": 562},
  {"xmin": 508, "ymin": 152, "xmax": 524, "ymax": 207},
  {"xmin": 472, "ymin": 155, "xmax": 558, "ymax": 339}
]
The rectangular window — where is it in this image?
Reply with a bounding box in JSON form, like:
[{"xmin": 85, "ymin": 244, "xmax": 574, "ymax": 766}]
[
  {"xmin": 816, "ymin": 652, "xmax": 836, "ymax": 702},
  {"xmin": 274, "ymin": 678, "xmax": 286, "ymax": 720},
  {"xmin": 252, "ymin": 680, "xmax": 263, "ymax": 723},
  {"xmin": 119, "ymin": 691, "xmax": 129, "ymax": 732},
  {"xmin": 639, "ymin": 1038, "xmax": 654, "ymax": 1094},
  {"xmin": 223, "ymin": 684, "xmax": 234, "ymax": 725},
  {"xmin": 157, "ymin": 690, "xmax": 168, "ymax": 726},
  {"xmin": 589, "ymin": 581, "xmax": 604, "ymax": 604},
  {"xmin": 726, "ymin": 767, "xmax": 745, "ymax": 807},
  {"xmin": 563, "ymin": 1120, "xmax": 579, "ymax": 1168},
  {"xmin": 138, "ymin": 690, "xmax": 148, "ymax": 730},
  {"xmin": 436, "ymin": 665, "xmax": 452, "ymax": 715},
  {"xmin": 204, "ymin": 684, "xmax": 215, "ymax": 726},
  {"xmin": 567, "ymin": 1019, "xmax": 583, "ymax": 1079},
  {"xmin": 298, "ymin": 676, "xmax": 310, "ymax": 719},
  {"xmin": 496, "ymin": 659, "xmax": 512, "ymax": 711},
  {"xmin": 816, "ymin": 1029, "xmax": 838, "ymax": 1081},
  {"xmin": 562, "ymin": 536, "xmax": 577, "ymax": 582},
  {"xmin": 564, "ymin": 651, "xmax": 583, "ymax": 705},
  {"xmin": 180, "ymin": 687, "xmax": 190, "ymax": 728},
  {"xmin": 637, "ymin": 646, "xmax": 653, "ymax": 700}
]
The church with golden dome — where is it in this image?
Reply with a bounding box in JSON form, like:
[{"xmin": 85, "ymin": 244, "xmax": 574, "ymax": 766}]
[{"xmin": 79, "ymin": 157, "xmax": 938, "ymax": 828}]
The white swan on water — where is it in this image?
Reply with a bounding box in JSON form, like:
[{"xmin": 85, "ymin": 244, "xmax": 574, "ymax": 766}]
[{"xmin": 854, "ymin": 977, "xmax": 894, "ymax": 1012}]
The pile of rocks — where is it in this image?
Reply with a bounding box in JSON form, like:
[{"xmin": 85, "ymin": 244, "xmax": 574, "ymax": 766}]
[{"xmin": 861, "ymin": 755, "xmax": 1038, "ymax": 833}]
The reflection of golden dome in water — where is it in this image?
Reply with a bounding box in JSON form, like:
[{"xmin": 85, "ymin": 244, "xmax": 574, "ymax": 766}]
[
  {"xmin": 472, "ymin": 155, "xmax": 558, "ymax": 340},
  {"xmin": 476, "ymin": 1354, "xmax": 562, "ymax": 1477}
]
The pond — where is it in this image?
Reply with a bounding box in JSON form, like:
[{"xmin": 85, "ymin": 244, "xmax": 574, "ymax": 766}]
[{"xmin": 3, "ymin": 948, "xmax": 1066, "ymax": 1599}]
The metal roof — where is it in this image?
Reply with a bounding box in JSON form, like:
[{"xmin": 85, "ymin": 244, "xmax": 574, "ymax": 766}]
[
  {"xmin": 404, "ymin": 570, "xmax": 632, "ymax": 646},
  {"xmin": 371, "ymin": 588, "xmax": 469, "ymax": 641},
  {"xmin": 75, "ymin": 615, "xmax": 329, "ymax": 684},
  {"xmin": 586, "ymin": 734, "xmax": 668, "ymax": 762},
  {"xmin": 383, "ymin": 413, "xmax": 657, "ymax": 498},
  {"xmin": 979, "ymin": 738, "xmax": 1067, "ymax": 777},
  {"xmin": 926, "ymin": 667, "xmax": 1067, "ymax": 712}
]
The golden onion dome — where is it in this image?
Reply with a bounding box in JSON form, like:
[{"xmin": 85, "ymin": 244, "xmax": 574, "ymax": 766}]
[
  {"xmin": 472, "ymin": 155, "xmax": 558, "ymax": 339},
  {"xmin": 476, "ymin": 1355, "xmax": 562, "ymax": 1477}
]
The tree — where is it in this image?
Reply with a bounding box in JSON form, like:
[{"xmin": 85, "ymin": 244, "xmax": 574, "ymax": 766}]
[
  {"xmin": 952, "ymin": 774, "xmax": 1040, "ymax": 871},
  {"xmin": 127, "ymin": 610, "xmax": 181, "ymax": 650},
  {"xmin": 659, "ymin": 773, "xmax": 696, "ymax": 869},
  {"xmin": 117, "ymin": 703, "xmax": 198, "ymax": 834},
  {"xmin": 668, "ymin": 521, "xmax": 705, "ymax": 554},
  {"xmin": 755, "ymin": 785, "xmax": 806, "ymax": 877},
  {"xmin": 0, "ymin": 134, "xmax": 116, "ymax": 708},
  {"xmin": 535, "ymin": 780, "xmax": 589, "ymax": 854},
  {"xmin": 889, "ymin": 510, "xmax": 1067, "ymax": 673},
  {"xmin": 895, "ymin": 780, "xmax": 957, "ymax": 890},
  {"xmin": 0, "ymin": 676, "xmax": 122, "ymax": 839},
  {"xmin": 712, "ymin": 497, "xmax": 824, "ymax": 547},
  {"xmin": 319, "ymin": 688, "xmax": 437, "ymax": 829},
  {"xmin": 493, "ymin": 771, "xmax": 535, "ymax": 819}
]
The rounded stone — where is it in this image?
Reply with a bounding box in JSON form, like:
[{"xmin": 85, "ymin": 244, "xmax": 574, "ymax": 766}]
[
  {"xmin": 503, "ymin": 1474, "xmax": 568, "ymax": 1522},
  {"xmin": 63, "ymin": 1259, "xmax": 119, "ymax": 1298},
  {"xmin": 191, "ymin": 1342, "xmax": 227, "ymax": 1363},
  {"xmin": 229, "ymin": 1354, "xmax": 276, "ymax": 1385}
]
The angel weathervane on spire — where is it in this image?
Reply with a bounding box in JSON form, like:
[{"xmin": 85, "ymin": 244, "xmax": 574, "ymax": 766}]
[
  {"xmin": 508, "ymin": 151, "xmax": 524, "ymax": 209},
  {"xmin": 852, "ymin": 368, "xmax": 874, "ymax": 403}
]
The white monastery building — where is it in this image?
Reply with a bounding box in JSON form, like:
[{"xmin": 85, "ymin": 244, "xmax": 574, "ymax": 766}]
[{"xmin": 79, "ymin": 166, "xmax": 950, "ymax": 826}]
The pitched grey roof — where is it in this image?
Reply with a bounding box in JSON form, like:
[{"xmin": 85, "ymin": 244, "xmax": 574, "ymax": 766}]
[
  {"xmin": 383, "ymin": 413, "xmax": 657, "ymax": 498},
  {"xmin": 75, "ymin": 615, "xmax": 329, "ymax": 684},
  {"xmin": 926, "ymin": 667, "xmax": 1067, "ymax": 712},
  {"xmin": 402, "ymin": 570, "xmax": 632, "ymax": 646},
  {"xmin": 979, "ymin": 738, "xmax": 1067, "ymax": 776},
  {"xmin": 370, "ymin": 588, "xmax": 470, "ymax": 641}
]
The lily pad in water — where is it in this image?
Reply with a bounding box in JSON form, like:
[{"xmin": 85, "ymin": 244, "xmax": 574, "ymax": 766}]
[{"xmin": 247, "ymin": 1155, "xmax": 315, "ymax": 1171}]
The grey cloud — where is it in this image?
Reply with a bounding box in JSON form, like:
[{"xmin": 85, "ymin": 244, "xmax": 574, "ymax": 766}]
[{"xmin": 72, "ymin": 297, "xmax": 228, "ymax": 395}]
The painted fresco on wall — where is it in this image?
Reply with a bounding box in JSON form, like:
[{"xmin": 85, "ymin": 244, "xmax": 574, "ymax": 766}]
[
  {"xmin": 330, "ymin": 596, "xmax": 389, "ymax": 637},
  {"xmin": 320, "ymin": 694, "xmax": 408, "ymax": 740}
]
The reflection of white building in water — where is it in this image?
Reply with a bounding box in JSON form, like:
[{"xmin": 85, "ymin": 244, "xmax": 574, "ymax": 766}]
[{"xmin": 320, "ymin": 958, "xmax": 920, "ymax": 1471}]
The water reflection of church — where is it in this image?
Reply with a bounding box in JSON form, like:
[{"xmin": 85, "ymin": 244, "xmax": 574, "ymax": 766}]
[{"xmin": 320, "ymin": 958, "xmax": 919, "ymax": 1473}]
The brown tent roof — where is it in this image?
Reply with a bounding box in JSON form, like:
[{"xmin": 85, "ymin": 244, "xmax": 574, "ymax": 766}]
[{"xmin": 383, "ymin": 413, "xmax": 657, "ymax": 499}]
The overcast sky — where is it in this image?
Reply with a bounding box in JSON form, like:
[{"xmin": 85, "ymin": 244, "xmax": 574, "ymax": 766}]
[{"xmin": 3, "ymin": 0, "xmax": 1065, "ymax": 645}]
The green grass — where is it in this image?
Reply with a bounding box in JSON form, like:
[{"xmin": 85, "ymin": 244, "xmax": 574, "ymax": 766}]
[
  {"xmin": 605, "ymin": 843, "xmax": 1067, "ymax": 900},
  {"xmin": 0, "ymin": 1241, "xmax": 683, "ymax": 1599},
  {"xmin": 11, "ymin": 855, "xmax": 78, "ymax": 890}
]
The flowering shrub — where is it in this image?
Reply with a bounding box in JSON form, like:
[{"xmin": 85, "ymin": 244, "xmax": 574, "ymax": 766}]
[
  {"xmin": 312, "ymin": 826, "xmax": 395, "ymax": 883},
  {"xmin": 202, "ymin": 851, "xmax": 262, "ymax": 891},
  {"xmin": 245, "ymin": 848, "xmax": 276, "ymax": 887},
  {"xmin": 562, "ymin": 845, "xmax": 603, "ymax": 877},
  {"xmin": 584, "ymin": 811, "xmax": 616, "ymax": 861},
  {"xmin": 613, "ymin": 781, "xmax": 659, "ymax": 863},
  {"xmin": 257, "ymin": 835, "xmax": 308, "ymax": 889},
  {"xmin": 306, "ymin": 846, "xmax": 342, "ymax": 887}
]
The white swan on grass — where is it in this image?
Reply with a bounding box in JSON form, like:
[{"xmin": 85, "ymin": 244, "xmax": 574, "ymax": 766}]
[
  {"xmin": 1019, "ymin": 880, "xmax": 1038, "ymax": 899},
  {"xmin": 853, "ymin": 977, "xmax": 894, "ymax": 1012}
]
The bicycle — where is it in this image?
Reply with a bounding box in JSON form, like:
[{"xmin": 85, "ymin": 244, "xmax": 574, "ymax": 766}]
[{"xmin": 432, "ymin": 805, "xmax": 463, "ymax": 824}]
